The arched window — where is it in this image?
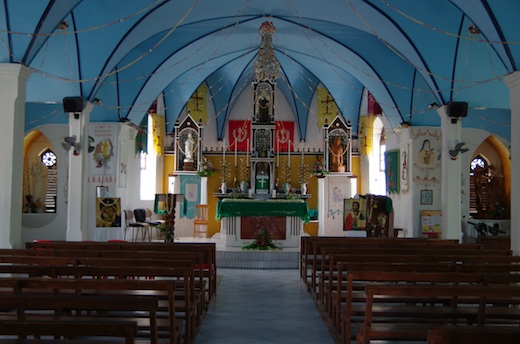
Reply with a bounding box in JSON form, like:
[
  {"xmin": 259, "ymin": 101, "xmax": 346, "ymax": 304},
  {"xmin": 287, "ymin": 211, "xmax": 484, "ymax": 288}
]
[
  {"xmin": 469, "ymin": 155, "xmax": 488, "ymax": 217},
  {"xmin": 40, "ymin": 149, "xmax": 57, "ymax": 213}
]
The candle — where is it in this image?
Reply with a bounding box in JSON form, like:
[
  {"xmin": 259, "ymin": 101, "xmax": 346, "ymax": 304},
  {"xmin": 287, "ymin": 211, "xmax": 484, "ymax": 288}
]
[
  {"xmin": 277, "ymin": 141, "xmax": 279, "ymax": 167},
  {"xmin": 234, "ymin": 140, "xmax": 237, "ymax": 167},
  {"xmin": 246, "ymin": 140, "xmax": 250, "ymax": 166},
  {"xmin": 301, "ymin": 145, "xmax": 304, "ymax": 164},
  {"xmin": 223, "ymin": 138, "xmax": 226, "ymax": 158},
  {"xmin": 288, "ymin": 141, "xmax": 291, "ymax": 166}
]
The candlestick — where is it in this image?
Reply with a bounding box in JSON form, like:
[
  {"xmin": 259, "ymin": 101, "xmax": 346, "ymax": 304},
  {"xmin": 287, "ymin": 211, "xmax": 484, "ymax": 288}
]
[{"xmin": 246, "ymin": 140, "xmax": 250, "ymax": 166}]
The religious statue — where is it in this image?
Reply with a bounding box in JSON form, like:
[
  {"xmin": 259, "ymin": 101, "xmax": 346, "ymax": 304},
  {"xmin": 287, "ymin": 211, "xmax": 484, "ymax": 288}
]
[
  {"xmin": 330, "ymin": 137, "xmax": 346, "ymax": 172},
  {"xmin": 184, "ymin": 132, "xmax": 195, "ymax": 162},
  {"xmin": 30, "ymin": 157, "xmax": 48, "ymax": 211}
]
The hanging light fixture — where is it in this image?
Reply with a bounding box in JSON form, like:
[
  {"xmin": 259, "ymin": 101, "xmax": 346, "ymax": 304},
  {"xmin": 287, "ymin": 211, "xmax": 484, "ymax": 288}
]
[{"xmin": 254, "ymin": 20, "xmax": 280, "ymax": 83}]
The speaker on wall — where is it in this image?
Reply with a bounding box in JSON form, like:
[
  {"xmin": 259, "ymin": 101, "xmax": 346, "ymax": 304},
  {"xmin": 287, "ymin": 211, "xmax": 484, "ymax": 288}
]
[
  {"xmin": 63, "ymin": 96, "xmax": 85, "ymax": 113},
  {"xmin": 447, "ymin": 101, "xmax": 468, "ymax": 117}
]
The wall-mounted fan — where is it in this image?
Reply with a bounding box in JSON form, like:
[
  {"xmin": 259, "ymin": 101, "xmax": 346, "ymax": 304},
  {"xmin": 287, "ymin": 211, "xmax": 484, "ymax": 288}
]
[{"xmin": 61, "ymin": 136, "xmax": 81, "ymax": 156}]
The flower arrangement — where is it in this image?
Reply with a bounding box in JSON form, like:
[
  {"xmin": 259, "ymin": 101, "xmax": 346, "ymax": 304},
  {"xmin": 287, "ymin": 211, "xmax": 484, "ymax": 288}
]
[
  {"xmin": 242, "ymin": 228, "xmax": 280, "ymax": 250},
  {"xmin": 311, "ymin": 156, "xmax": 328, "ymax": 177},
  {"xmin": 298, "ymin": 161, "xmax": 311, "ymax": 185},
  {"xmin": 197, "ymin": 156, "xmax": 216, "ymax": 177},
  {"xmin": 219, "ymin": 160, "xmax": 230, "ymax": 184},
  {"xmin": 239, "ymin": 157, "xmax": 250, "ymax": 183},
  {"xmin": 282, "ymin": 161, "xmax": 292, "ymax": 184}
]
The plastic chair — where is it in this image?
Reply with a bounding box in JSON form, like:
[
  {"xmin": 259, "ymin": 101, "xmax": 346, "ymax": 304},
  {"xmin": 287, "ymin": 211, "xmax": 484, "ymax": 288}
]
[
  {"xmin": 144, "ymin": 207, "xmax": 165, "ymax": 241},
  {"xmin": 193, "ymin": 204, "xmax": 209, "ymax": 238}
]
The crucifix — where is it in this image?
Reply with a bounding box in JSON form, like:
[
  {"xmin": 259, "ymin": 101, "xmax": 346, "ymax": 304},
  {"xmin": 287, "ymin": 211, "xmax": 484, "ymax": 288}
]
[
  {"xmin": 189, "ymin": 90, "xmax": 204, "ymax": 113},
  {"xmin": 321, "ymin": 93, "xmax": 335, "ymax": 115}
]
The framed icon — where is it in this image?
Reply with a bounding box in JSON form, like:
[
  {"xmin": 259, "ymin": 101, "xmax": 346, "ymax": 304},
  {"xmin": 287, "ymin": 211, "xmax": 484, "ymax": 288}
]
[
  {"xmin": 96, "ymin": 186, "xmax": 109, "ymax": 198},
  {"xmin": 420, "ymin": 189, "xmax": 433, "ymax": 205}
]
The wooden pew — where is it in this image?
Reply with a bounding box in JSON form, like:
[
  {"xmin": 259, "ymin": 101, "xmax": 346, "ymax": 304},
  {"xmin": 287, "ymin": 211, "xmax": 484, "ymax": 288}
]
[
  {"xmin": 0, "ymin": 294, "xmax": 159, "ymax": 344},
  {"xmin": 0, "ymin": 260, "xmax": 192, "ymax": 343},
  {"xmin": 355, "ymin": 284, "xmax": 520, "ymax": 344},
  {"xmin": 25, "ymin": 241, "xmax": 217, "ymax": 301},
  {"xmin": 0, "ymin": 319, "xmax": 138, "ymax": 344},
  {"xmin": 428, "ymin": 325, "xmax": 520, "ymax": 344},
  {"xmin": 0, "ymin": 277, "xmax": 183, "ymax": 344}
]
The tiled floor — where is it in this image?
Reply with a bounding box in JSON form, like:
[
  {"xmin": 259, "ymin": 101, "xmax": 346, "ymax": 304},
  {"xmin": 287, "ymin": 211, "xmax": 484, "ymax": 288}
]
[{"xmin": 195, "ymin": 268, "xmax": 336, "ymax": 344}]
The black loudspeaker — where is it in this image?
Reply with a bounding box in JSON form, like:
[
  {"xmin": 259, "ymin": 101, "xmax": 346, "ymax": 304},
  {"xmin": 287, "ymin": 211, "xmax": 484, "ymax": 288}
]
[
  {"xmin": 447, "ymin": 101, "xmax": 468, "ymax": 117},
  {"xmin": 63, "ymin": 97, "xmax": 85, "ymax": 113}
]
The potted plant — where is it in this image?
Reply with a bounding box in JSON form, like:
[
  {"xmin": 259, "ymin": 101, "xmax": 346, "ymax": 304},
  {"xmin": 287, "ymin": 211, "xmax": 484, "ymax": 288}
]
[{"xmin": 197, "ymin": 156, "xmax": 216, "ymax": 177}]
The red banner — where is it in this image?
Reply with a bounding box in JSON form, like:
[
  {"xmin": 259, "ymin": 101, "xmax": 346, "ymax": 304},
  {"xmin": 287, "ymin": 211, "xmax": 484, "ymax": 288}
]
[
  {"xmin": 367, "ymin": 91, "xmax": 382, "ymax": 116},
  {"xmin": 274, "ymin": 121, "xmax": 294, "ymax": 152},
  {"xmin": 228, "ymin": 120, "xmax": 251, "ymax": 152}
]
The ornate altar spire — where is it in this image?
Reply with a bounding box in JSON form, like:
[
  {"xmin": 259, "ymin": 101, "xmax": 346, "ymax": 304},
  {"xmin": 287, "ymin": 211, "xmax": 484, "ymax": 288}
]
[{"xmin": 254, "ymin": 21, "xmax": 280, "ymax": 82}]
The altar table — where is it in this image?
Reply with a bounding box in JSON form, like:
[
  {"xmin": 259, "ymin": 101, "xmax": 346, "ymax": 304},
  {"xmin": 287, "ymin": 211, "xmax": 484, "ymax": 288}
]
[{"xmin": 216, "ymin": 199, "xmax": 310, "ymax": 248}]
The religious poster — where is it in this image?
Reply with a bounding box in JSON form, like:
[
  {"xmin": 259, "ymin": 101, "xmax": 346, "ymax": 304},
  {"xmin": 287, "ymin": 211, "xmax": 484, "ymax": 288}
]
[
  {"xmin": 179, "ymin": 174, "xmax": 200, "ymax": 219},
  {"xmin": 89, "ymin": 124, "xmax": 117, "ymax": 180},
  {"xmin": 412, "ymin": 129, "xmax": 441, "ymax": 187},
  {"xmin": 359, "ymin": 115, "xmax": 374, "ymax": 156},
  {"xmin": 95, "ymin": 197, "xmax": 121, "ymax": 228},
  {"xmin": 344, "ymin": 198, "xmax": 366, "ymax": 231},
  {"xmin": 317, "ymin": 87, "xmax": 338, "ymax": 128},
  {"xmin": 385, "ymin": 149, "xmax": 399, "ymax": 194},
  {"xmin": 421, "ymin": 210, "xmax": 442, "ymax": 237},
  {"xmin": 366, "ymin": 194, "xmax": 391, "ymax": 237},
  {"xmin": 274, "ymin": 121, "xmax": 294, "ymax": 152},
  {"xmin": 228, "ymin": 120, "xmax": 251, "ymax": 152}
]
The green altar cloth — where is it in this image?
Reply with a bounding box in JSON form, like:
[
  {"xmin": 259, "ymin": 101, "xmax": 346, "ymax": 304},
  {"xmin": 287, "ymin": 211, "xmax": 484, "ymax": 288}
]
[{"xmin": 216, "ymin": 199, "xmax": 310, "ymax": 224}]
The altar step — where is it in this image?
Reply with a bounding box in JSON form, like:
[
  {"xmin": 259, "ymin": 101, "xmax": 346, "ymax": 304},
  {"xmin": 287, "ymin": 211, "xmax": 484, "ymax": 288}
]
[{"xmin": 216, "ymin": 249, "xmax": 299, "ymax": 269}]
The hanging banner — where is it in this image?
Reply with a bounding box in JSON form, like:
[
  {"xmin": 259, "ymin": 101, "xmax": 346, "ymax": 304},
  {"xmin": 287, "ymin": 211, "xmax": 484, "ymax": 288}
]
[
  {"xmin": 187, "ymin": 84, "xmax": 207, "ymax": 124},
  {"xmin": 385, "ymin": 149, "xmax": 400, "ymax": 194},
  {"xmin": 151, "ymin": 114, "xmax": 165, "ymax": 156},
  {"xmin": 274, "ymin": 121, "xmax": 294, "ymax": 152},
  {"xmin": 358, "ymin": 115, "xmax": 374, "ymax": 156},
  {"xmin": 228, "ymin": 120, "xmax": 251, "ymax": 151},
  {"xmin": 367, "ymin": 91, "xmax": 382, "ymax": 116},
  {"xmin": 179, "ymin": 174, "xmax": 200, "ymax": 219},
  {"xmin": 317, "ymin": 87, "xmax": 338, "ymax": 128},
  {"xmin": 89, "ymin": 124, "xmax": 117, "ymax": 178},
  {"xmin": 412, "ymin": 129, "xmax": 441, "ymax": 187}
]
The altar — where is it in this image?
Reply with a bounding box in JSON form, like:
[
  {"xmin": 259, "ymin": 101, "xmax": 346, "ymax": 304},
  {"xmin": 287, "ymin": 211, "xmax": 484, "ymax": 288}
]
[{"xmin": 216, "ymin": 199, "xmax": 310, "ymax": 248}]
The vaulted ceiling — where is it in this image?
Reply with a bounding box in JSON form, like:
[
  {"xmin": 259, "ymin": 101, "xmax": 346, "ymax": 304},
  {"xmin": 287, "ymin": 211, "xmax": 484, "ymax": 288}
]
[{"xmin": 2, "ymin": 0, "xmax": 517, "ymax": 141}]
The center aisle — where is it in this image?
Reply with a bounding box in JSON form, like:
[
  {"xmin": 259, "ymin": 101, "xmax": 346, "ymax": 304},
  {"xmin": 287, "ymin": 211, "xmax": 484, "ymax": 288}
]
[{"xmin": 195, "ymin": 268, "xmax": 336, "ymax": 344}]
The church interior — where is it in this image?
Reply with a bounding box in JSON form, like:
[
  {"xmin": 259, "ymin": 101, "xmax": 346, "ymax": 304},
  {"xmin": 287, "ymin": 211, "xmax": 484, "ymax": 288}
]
[{"xmin": 1, "ymin": 1, "xmax": 520, "ymax": 343}]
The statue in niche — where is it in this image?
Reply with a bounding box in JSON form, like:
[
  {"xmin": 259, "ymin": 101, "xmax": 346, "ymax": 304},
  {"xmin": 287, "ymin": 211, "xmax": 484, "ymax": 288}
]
[
  {"xmin": 330, "ymin": 137, "xmax": 346, "ymax": 172},
  {"xmin": 256, "ymin": 84, "xmax": 272, "ymax": 123}
]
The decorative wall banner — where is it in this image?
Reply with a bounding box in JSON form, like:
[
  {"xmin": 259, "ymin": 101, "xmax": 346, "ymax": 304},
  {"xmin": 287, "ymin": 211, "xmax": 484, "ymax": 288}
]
[
  {"xmin": 274, "ymin": 121, "xmax": 294, "ymax": 152},
  {"xmin": 412, "ymin": 129, "xmax": 441, "ymax": 187},
  {"xmin": 228, "ymin": 120, "xmax": 251, "ymax": 151},
  {"xmin": 90, "ymin": 124, "xmax": 117, "ymax": 178},
  {"xmin": 328, "ymin": 177, "xmax": 348, "ymax": 220},
  {"xmin": 385, "ymin": 149, "xmax": 400, "ymax": 194},
  {"xmin": 95, "ymin": 197, "xmax": 121, "ymax": 228},
  {"xmin": 118, "ymin": 141, "xmax": 128, "ymax": 188},
  {"xmin": 400, "ymin": 144, "xmax": 409, "ymax": 194},
  {"xmin": 179, "ymin": 174, "xmax": 200, "ymax": 219},
  {"xmin": 317, "ymin": 87, "xmax": 338, "ymax": 128}
]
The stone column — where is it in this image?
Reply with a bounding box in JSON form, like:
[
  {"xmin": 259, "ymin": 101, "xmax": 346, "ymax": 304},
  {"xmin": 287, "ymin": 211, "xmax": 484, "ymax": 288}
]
[
  {"xmin": 66, "ymin": 102, "xmax": 93, "ymax": 241},
  {"xmin": 0, "ymin": 64, "xmax": 31, "ymax": 248},
  {"xmin": 504, "ymin": 72, "xmax": 520, "ymax": 255},
  {"xmin": 438, "ymin": 105, "xmax": 463, "ymax": 241}
]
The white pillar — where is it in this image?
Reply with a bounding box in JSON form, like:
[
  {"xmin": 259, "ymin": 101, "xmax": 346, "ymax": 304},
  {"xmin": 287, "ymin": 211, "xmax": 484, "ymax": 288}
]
[
  {"xmin": 0, "ymin": 64, "xmax": 31, "ymax": 249},
  {"xmin": 66, "ymin": 102, "xmax": 93, "ymax": 241},
  {"xmin": 317, "ymin": 176, "xmax": 326, "ymax": 236},
  {"xmin": 438, "ymin": 105, "xmax": 462, "ymax": 241},
  {"xmin": 504, "ymin": 72, "xmax": 520, "ymax": 255},
  {"xmin": 200, "ymin": 176, "xmax": 208, "ymax": 204}
]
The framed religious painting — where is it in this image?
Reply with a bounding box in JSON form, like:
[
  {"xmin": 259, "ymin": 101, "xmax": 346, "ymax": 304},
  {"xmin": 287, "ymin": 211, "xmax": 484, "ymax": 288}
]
[{"xmin": 420, "ymin": 189, "xmax": 433, "ymax": 205}]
